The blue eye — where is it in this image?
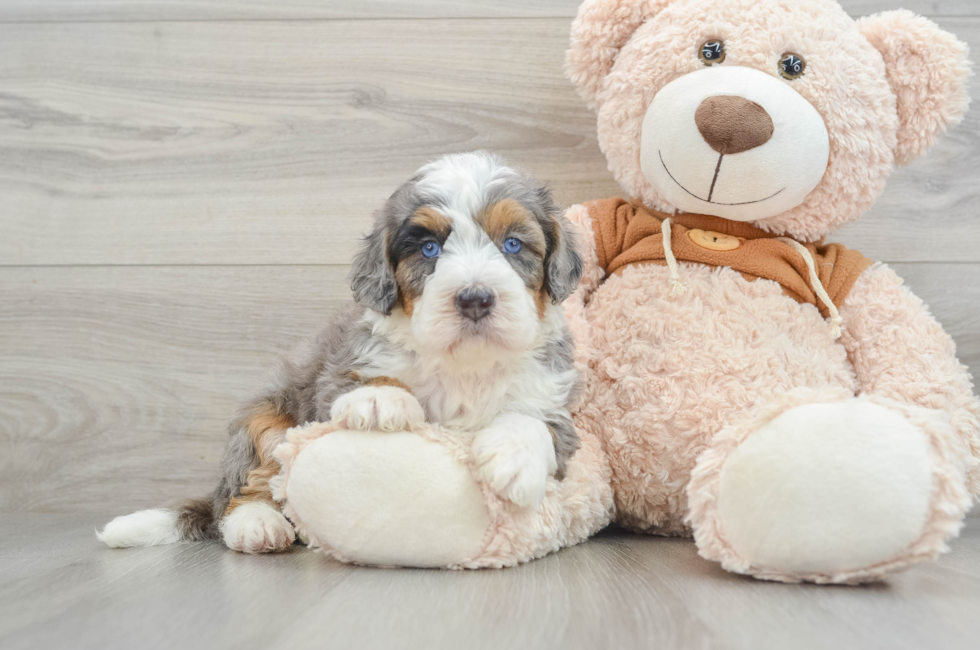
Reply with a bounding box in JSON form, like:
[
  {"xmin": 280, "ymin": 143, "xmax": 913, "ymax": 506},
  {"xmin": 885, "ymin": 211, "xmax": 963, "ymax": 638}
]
[
  {"xmin": 503, "ymin": 238, "xmax": 522, "ymax": 254},
  {"xmin": 421, "ymin": 241, "xmax": 441, "ymax": 258}
]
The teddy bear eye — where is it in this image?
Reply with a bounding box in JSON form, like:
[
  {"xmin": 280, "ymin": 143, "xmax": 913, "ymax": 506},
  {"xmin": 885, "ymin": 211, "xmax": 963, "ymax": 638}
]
[
  {"xmin": 698, "ymin": 40, "xmax": 726, "ymax": 66},
  {"xmin": 779, "ymin": 52, "xmax": 806, "ymax": 80}
]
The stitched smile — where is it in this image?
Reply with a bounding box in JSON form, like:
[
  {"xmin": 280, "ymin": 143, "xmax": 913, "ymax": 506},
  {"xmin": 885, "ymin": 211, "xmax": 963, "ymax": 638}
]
[{"xmin": 659, "ymin": 150, "xmax": 785, "ymax": 206}]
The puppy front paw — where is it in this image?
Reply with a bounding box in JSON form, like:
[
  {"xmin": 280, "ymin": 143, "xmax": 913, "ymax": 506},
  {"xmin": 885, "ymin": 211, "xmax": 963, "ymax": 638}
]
[
  {"xmin": 473, "ymin": 414, "xmax": 557, "ymax": 509},
  {"xmin": 220, "ymin": 501, "xmax": 295, "ymax": 554},
  {"xmin": 330, "ymin": 385, "xmax": 425, "ymax": 431}
]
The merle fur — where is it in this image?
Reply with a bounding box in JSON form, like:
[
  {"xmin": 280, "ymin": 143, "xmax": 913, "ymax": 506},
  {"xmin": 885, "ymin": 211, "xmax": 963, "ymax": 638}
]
[{"xmin": 177, "ymin": 153, "xmax": 584, "ymax": 539}]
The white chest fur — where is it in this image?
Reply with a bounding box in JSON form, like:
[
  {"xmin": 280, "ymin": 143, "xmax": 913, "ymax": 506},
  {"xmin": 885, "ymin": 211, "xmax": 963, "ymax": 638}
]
[{"xmin": 361, "ymin": 309, "xmax": 576, "ymax": 431}]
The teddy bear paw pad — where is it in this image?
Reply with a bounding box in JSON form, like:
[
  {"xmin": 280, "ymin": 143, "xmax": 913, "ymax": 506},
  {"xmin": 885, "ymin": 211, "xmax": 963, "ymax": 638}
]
[{"xmin": 715, "ymin": 400, "xmax": 934, "ymax": 576}]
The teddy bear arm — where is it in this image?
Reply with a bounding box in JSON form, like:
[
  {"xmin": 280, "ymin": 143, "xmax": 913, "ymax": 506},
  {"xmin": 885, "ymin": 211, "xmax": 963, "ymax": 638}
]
[
  {"xmin": 561, "ymin": 203, "xmax": 605, "ymax": 368},
  {"xmin": 839, "ymin": 263, "xmax": 980, "ymax": 495},
  {"xmin": 563, "ymin": 204, "xmax": 604, "ymax": 299}
]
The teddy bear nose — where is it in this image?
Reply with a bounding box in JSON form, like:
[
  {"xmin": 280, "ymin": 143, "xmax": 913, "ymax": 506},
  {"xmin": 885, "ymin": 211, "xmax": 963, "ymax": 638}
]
[{"xmin": 695, "ymin": 95, "xmax": 775, "ymax": 155}]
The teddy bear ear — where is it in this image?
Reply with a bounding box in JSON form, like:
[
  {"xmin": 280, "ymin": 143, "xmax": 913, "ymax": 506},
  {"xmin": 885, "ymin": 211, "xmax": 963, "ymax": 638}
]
[
  {"xmin": 857, "ymin": 10, "xmax": 972, "ymax": 165},
  {"xmin": 565, "ymin": 0, "xmax": 677, "ymax": 110}
]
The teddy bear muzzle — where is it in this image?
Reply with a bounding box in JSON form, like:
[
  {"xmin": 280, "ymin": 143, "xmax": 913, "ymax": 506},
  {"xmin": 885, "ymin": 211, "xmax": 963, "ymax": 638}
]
[{"xmin": 640, "ymin": 65, "xmax": 830, "ymax": 223}]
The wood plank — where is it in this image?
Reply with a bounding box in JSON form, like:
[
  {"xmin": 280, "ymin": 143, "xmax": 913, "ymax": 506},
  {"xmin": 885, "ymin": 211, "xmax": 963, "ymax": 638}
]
[
  {"xmin": 1, "ymin": 262, "xmax": 976, "ymax": 513},
  {"xmin": 0, "ymin": 19, "xmax": 615, "ymax": 266},
  {"xmin": 0, "ymin": 0, "xmax": 972, "ymax": 22},
  {"xmin": 2, "ymin": 18, "xmax": 978, "ymax": 266},
  {"xmin": 0, "ymin": 0, "xmax": 584, "ymax": 22},
  {"xmin": 892, "ymin": 263, "xmax": 980, "ymax": 379},
  {"xmin": 0, "ymin": 266, "xmax": 352, "ymax": 513},
  {"xmin": 0, "ymin": 514, "xmax": 979, "ymax": 650}
]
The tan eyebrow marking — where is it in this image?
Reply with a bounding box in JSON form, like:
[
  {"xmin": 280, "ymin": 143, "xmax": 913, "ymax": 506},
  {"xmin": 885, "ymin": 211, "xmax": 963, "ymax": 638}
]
[
  {"xmin": 411, "ymin": 207, "xmax": 453, "ymax": 238},
  {"xmin": 478, "ymin": 199, "xmax": 546, "ymax": 256}
]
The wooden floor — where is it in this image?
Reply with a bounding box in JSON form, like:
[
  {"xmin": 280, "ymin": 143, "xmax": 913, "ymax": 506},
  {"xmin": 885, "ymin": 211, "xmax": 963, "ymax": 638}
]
[
  {"xmin": 1, "ymin": 1, "xmax": 979, "ymax": 648},
  {"xmin": 0, "ymin": 514, "xmax": 976, "ymax": 650}
]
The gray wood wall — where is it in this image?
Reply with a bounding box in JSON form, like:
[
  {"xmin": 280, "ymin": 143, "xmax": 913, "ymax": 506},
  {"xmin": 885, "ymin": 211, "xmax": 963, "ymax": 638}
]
[{"xmin": 1, "ymin": 0, "xmax": 978, "ymax": 514}]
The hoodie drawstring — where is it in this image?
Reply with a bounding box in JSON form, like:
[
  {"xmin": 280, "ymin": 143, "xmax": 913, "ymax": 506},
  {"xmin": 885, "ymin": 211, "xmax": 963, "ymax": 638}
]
[
  {"xmin": 776, "ymin": 237, "xmax": 844, "ymax": 339},
  {"xmin": 661, "ymin": 218, "xmax": 687, "ymax": 297},
  {"xmin": 661, "ymin": 220, "xmax": 841, "ymax": 340}
]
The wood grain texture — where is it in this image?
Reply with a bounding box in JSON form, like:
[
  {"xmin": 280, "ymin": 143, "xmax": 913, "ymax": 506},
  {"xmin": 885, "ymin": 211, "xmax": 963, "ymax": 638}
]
[
  {"xmin": 0, "ymin": 514, "xmax": 978, "ymax": 650},
  {"xmin": 1, "ymin": 263, "xmax": 976, "ymax": 513},
  {"xmin": 0, "ymin": 266, "xmax": 351, "ymax": 512},
  {"xmin": 2, "ymin": 2, "xmax": 979, "ymax": 643},
  {"xmin": 0, "ymin": 0, "xmax": 972, "ymax": 22},
  {"xmin": 2, "ymin": 17, "xmax": 978, "ymax": 266}
]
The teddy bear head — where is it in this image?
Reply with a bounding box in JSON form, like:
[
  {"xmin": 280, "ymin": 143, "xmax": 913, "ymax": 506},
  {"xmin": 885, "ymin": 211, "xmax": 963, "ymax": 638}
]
[{"xmin": 566, "ymin": 0, "xmax": 971, "ymax": 241}]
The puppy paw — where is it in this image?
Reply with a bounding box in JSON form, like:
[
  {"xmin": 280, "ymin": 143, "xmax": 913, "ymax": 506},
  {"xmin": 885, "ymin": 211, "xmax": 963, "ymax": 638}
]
[
  {"xmin": 473, "ymin": 414, "xmax": 557, "ymax": 509},
  {"xmin": 330, "ymin": 385, "xmax": 425, "ymax": 432},
  {"xmin": 220, "ymin": 501, "xmax": 295, "ymax": 554}
]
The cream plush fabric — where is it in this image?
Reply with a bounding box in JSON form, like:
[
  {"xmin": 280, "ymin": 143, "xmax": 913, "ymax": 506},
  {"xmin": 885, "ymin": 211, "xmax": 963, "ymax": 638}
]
[
  {"xmin": 272, "ymin": 419, "xmax": 614, "ymax": 569},
  {"xmin": 274, "ymin": 0, "xmax": 979, "ymax": 583},
  {"xmin": 561, "ymin": 0, "xmax": 977, "ymax": 583}
]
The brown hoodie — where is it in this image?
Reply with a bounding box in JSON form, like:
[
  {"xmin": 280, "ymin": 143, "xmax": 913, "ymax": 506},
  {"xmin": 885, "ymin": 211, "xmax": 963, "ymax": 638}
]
[{"xmin": 586, "ymin": 197, "xmax": 873, "ymax": 319}]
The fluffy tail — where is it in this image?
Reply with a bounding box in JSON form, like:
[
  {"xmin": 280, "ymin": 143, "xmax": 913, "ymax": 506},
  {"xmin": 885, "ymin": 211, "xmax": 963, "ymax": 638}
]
[{"xmin": 97, "ymin": 498, "xmax": 216, "ymax": 548}]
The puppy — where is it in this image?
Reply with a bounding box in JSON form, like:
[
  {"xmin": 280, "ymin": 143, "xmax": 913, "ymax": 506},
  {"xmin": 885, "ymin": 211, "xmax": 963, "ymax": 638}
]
[{"xmin": 98, "ymin": 151, "xmax": 584, "ymax": 554}]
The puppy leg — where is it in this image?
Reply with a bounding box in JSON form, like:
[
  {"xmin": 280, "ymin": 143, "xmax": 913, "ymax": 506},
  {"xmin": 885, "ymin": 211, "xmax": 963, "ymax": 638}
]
[
  {"xmin": 330, "ymin": 377, "xmax": 425, "ymax": 432},
  {"xmin": 473, "ymin": 413, "xmax": 558, "ymax": 509},
  {"xmin": 220, "ymin": 407, "xmax": 297, "ymax": 554},
  {"xmin": 221, "ymin": 501, "xmax": 295, "ymax": 554}
]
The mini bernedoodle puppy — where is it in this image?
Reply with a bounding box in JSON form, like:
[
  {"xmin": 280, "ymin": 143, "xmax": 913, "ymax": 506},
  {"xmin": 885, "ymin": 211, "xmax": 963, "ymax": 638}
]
[{"xmin": 99, "ymin": 151, "xmax": 584, "ymax": 554}]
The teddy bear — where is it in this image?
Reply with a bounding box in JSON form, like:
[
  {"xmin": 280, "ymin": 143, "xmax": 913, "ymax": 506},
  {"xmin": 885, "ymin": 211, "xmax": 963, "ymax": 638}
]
[{"xmin": 272, "ymin": 0, "xmax": 979, "ymax": 584}]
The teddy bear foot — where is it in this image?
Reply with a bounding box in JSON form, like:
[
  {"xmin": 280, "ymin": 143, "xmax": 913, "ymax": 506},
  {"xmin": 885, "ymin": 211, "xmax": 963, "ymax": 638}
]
[
  {"xmin": 273, "ymin": 427, "xmax": 492, "ymax": 568},
  {"xmin": 271, "ymin": 421, "xmax": 614, "ymax": 569},
  {"xmin": 687, "ymin": 394, "xmax": 972, "ymax": 584}
]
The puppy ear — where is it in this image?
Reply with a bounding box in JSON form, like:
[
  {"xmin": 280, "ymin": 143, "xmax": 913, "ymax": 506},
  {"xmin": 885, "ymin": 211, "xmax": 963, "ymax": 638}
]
[
  {"xmin": 349, "ymin": 214, "xmax": 398, "ymax": 315},
  {"xmin": 858, "ymin": 10, "xmax": 971, "ymax": 165},
  {"xmin": 566, "ymin": 0, "xmax": 677, "ymax": 110},
  {"xmin": 541, "ymin": 193, "xmax": 583, "ymax": 305}
]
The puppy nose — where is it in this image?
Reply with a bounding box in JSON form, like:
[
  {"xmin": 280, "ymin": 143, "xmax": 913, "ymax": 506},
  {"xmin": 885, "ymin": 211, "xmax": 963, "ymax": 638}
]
[
  {"xmin": 695, "ymin": 95, "xmax": 774, "ymax": 155},
  {"xmin": 455, "ymin": 287, "xmax": 495, "ymax": 322}
]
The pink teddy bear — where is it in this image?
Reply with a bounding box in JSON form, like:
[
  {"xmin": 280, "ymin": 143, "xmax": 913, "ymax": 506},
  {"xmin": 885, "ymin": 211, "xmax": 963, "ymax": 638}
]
[{"xmin": 275, "ymin": 0, "xmax": 979, "ymax": 584}]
